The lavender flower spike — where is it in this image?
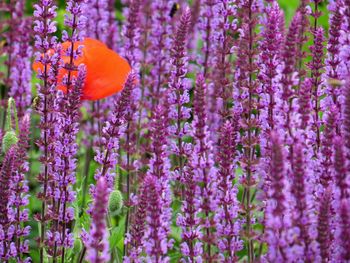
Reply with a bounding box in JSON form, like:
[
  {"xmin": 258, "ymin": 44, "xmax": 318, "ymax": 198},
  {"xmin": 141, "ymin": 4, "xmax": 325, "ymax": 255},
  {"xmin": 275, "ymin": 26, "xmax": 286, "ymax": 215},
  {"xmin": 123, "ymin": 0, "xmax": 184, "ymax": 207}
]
[
  {"xmin": 8, "ymin": 12, "xmax": 32, "ymax": 118},
  {"xmin": 264, "ymin": 131, "xmax": 292, "ymax": 262},
  {"xmin": 143, "ymin": 175, "xmax": 171, "ymax": 262},
  {"xmin": 309, "ymin": 27, "xmax": 325, "ymax": 151},
  {"xmin": 325, "ymin": 0, "xmax": 343, "ymax": 113},
  {"xmin": 168, "ymin": 7, "xmax": 192, "ymax": 182},
  {"xmin": 124, "ymin": 179, "xmax": 148, "ymax": 262},
  {"xmin": 258, "ymin": 1, "xmax": 284, "ymax": 132},
  {"xmin": 84, "ymin": 0, "xmax": 109, "ymax": 43},
  {"xmin": 86, "ymin": 177, "xmax": 110, "ymax": 263},
  {"xmin": 291, "ymin": 142, "xmax": 317, "ymax": 262},
  {"xmin": 343, "ymin": 77, "xmax": 350, "ymax": 168},
  {"xmin": 176, "ymin": 164, "xmax": 203, "ymax": 263},
  {"xmin": 10, "ymin": 114, "xmax": 31, "ymax": 262},
  {"xmin": 191, "ymin": 74, "xmax": 218, "ymax": 261},
  {"xmin": 49, "ymin": 0, "xmax": 86, "ymax": 260},
  {"xmin": 33, "ymin": 0, "xmax": 60, "ymax": 260},
  {"xmin": 215, "ymin": 120, "xmax": 243, "ymax": 262},
  {"xmin": 94, "ymin": 72, "xmax": 137, "ymax": 189},
  {"xmin": 0, "ymin": 147, "xmax": 17, "ymax": 261},
  {"xmin": 316, "ymin": 188, "xmax": 332, "ymax": 262}
]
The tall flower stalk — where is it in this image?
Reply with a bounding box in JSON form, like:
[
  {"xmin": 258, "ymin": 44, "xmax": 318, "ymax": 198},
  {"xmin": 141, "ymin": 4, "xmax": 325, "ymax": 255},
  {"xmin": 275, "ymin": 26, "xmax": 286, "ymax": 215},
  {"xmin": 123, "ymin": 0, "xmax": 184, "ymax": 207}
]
[
  {"xmin": 309, "ymin": 27, "xmax": 325, "ymax": 152},
  {"xmin": 326, "ymin": 1, "xmax": 343, "ymax": 117},
  {"xmin": 280, "ymin": 12, "xmax": 301, "ymax": 145},
  {"xmin": 316, "ymin": 188, "xmax": 332, "ymax": 262},
  {"xmin": 235, "ymin": 1, "xmax": 261, "ymax": 260},
  {"xmin": 264, "ymin": 132, "xmax": 292, "ymax": 262},
  {"xmin": 33, "ymin": 1, "xmax": 60, "ymax": 260},
  {"xmin": 144, "ymin": 105, "xmax": 173, "ymax": 260},
  {"xmin": 290, "ymin": 142, "xmax": 317, "ymax": 261},
  {"xmin": 214, "ymin": 0, "xmax": 236, "ymax": 121},
  {"xmin": 124, "ymin": 177, "xmax": 148, "ymax": 262},
  {"xmin": 168, "ymin": 8, "xmax": 192, "ymax": 184},
  {"xmin": 50, "ymin": 1, "xmax": 86, "ymax": 261},
  {"xmin": 11, "ymin": 114, "xmax": 31, "ymax": 262},
  {"xmin": 7, "ymin": 0, "xmax": 32, "ymax": 118},
  {"xmin": 0, "ymin": 147, "xmax": 17, "ymax": 261},
  {"xmin": 192, "ymin": 75, "xmax": 217, "ymax": 261},
  {"xmin": 177, "ymin": 164, "xmax": 203, "ymax": 262},
  {"xmin": 258, "ymin": 1, "xmax": 283, "ymax": 132},
  {"xmin": 143, "ymin": 175, "xmax": 172, "ymax": 262},
  {"xmin": 93, "ymin": 72, "xmax": 137, "ymax": 188},
  {"xmin": 85, "ymin": 177, "xmax": 110, "ymax": 263},
  {"xmin": 215, "ymin": 120, "xmax": 242, "ymax": 262},
  {"xmin": 121, "ymin": 0, "xmax": 141, "ymax": 238},
  {"xmin": 149, "ymin": 0, "xmax": 173, "ymax": 109}
]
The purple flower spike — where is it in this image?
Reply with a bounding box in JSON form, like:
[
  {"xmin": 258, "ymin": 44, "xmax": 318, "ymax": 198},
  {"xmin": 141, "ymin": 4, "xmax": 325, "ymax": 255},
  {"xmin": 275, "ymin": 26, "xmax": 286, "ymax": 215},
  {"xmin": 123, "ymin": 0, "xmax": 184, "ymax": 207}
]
[
  {"xmin": 339, "ymin": 0, "xmax": 350, "ymax": 78},
  {"xmin": 148, "ymin": 0, "xmax": 173, "ymax": 108},
  {"xmin": 333, "ymin": 136, "xmax": 348, "ymax": 200},
  {"xmin": 343, "ymin": 78, "xmax": 350, "ymax": 167},
  {"xmin": 49, "ymin": 0, "xmax": 86, "ymax": 259},
  {"xmin": 308, "ymin": 27, "xmax": 325, "ymax": 151},
  {"xmin": 33, "ymin": 0, "xmax": 61, "ymax": 258},
  {"xmin": 8, "ymin": 6, "xmax": 32, "ymax": 118},
  {"xmin": 94, "ymin": 72, "xmax": 137, "ymax": 189},
  {"xmin": 213, "ymin": 0, "xmax": 237, "ymax": 120},
  {"xmin": 264, "ymin": 131, "xmax": 293, "ymax": 262},
  {"xmin": 143, "ymin": 175, "xmax": 171, "ymax": 262},
  {"xmin": 86, "ymin": 177, "xmax": 110, "ymax": 263},
  {"xmin": 319, "ymin": 107, "xmax": 337, "ymax": 189},
  {"xmin": 258, "ymin": 1, "xmax": 284, "ymax": 132},
  {"xmin": 235, "ymin": 1, "xmax": 261, "ymax": 259},
  {"xmin": 325, "ymin": 1, "xmax": 343, "ymax": 113},
  {"xmin": 10, "ymin": 115, "xmax": 31, "ymax": 262},
  {"xmin": 191, "ymin": 74, "xmax": 218, "ymax": 261},
  {"xmin": 294, "ymin": 0, "xmax": 309, "ymax": 78},
  {"xmin": 0, "ymin": 147, "xmax": 17, "ymax": 261},
  {"xmin": 84, "ymin": 0, "xmax": 109, "ymax": 43},
  {"xmin": 279, "ymin": 11, "xmax": 301, "ymax": 143},
  {"xmin": 291, "ymin": 143, "xmax": 317, "ymax": 262},
  {"xmin": 146, "ymin": 106, "xmax": 173, "ymax": 257},
  {"xmin": 124, "ymin": 178, "xmax": 148, "ymax": 262},
  {"xmin": 316, "ymin": 188, "xmax": 332, "ymax": 263},
  {"xmin": 122, "ymin": 0, "xmax": 141, "ymax": 68},
  {"xmin": 215, "ymin": 120, "xmax": 242, "ymax": 261},
  {"xmin": 335, "ymin": 199, "xmax": 350, "ymax": 262},
  {"xmin": 51, "ymin": 65, "xmax": 85, "ymax": 258},
  {"xmin": 168, "ymin": 7, "xmax": 192, "ymax": 182},
  {"xmin": 176, "ymin": 164, "xmax": 203, "ymax": 263}
]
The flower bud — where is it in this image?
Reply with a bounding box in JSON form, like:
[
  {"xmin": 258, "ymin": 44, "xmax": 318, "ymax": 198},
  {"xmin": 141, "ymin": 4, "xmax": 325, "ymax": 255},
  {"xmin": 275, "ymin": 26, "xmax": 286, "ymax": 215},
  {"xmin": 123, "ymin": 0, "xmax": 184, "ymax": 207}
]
[
  {"xmin": 73, "ymin": 238, "xmax": 83, "ymax": 254},
  {"xmin": 108, "ymin": 190, "xmax": 123, "ymax": 216},
  {"xmin": 2, "ymin": 130, "xmax": 18, "ymax": 153}
]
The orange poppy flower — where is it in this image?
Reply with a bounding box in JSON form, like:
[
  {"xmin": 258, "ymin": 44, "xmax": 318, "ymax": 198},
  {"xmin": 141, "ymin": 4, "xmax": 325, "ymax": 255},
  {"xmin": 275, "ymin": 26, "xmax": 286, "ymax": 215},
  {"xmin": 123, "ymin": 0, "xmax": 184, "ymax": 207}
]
[{"xmin": 33, "ymin": 38, "xmax": 131, "ymax": 101}]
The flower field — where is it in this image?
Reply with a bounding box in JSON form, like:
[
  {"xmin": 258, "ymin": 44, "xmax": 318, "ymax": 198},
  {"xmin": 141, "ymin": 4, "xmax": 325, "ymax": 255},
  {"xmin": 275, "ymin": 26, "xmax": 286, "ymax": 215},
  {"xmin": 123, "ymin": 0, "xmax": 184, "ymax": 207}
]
[{"xmin": 0, "ymin": 0, "xmax": 349, "ymax": 262}]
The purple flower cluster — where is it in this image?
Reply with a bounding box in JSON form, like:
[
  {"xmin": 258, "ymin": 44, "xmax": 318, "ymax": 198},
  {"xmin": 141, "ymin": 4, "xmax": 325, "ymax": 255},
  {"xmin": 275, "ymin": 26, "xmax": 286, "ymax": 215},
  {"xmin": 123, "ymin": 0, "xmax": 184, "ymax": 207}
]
[
  {"xmin": 32, "ymin": 0, "xmax": 61, "ymax": 260},
  {"xmin": 85, "ymin": 177, "xmax": 110, "ymax": 263},
  {"xmin": 168, "ymin": 7, "xmax": 192, "ymax": 182},
  {"xmin": 46, "ymin": 0, "xmax": 86, "ymax": 260},
  {"xmin": 0, "ymin": 147, "xmax": 18, "ymax": 261},
  {"xmin": 3, "ymin": 0, "xmax": 350, "ymax": 262},
  {"xmin": 7, "ymin": 0, "xmax": 32, "ymax": 118},
  {"xmin": 93, "ymin": 72, "xmax": 136, "ymax": 188},
  {"xmin": 191, "ymin": 75, "xmax": 218, "ymax": 261},
  {"xmin": 0, "ymin": 108, "xmax": 31, "ymax": 262},
  {"xmin": 215, "ymin": 120, "xmax": 242, "ymax": 262}
]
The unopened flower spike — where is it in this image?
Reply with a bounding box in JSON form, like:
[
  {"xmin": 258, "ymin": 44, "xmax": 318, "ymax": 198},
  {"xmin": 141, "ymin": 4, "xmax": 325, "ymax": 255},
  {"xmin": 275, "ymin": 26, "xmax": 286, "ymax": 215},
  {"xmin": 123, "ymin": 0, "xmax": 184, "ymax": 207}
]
[
  {"xmin": 5, "ymin": 97, "xmax": 20, "ymax": 135},
  {"xmin": 2, "ymin": 98, "xmax": 20, "ymax": 153}
]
